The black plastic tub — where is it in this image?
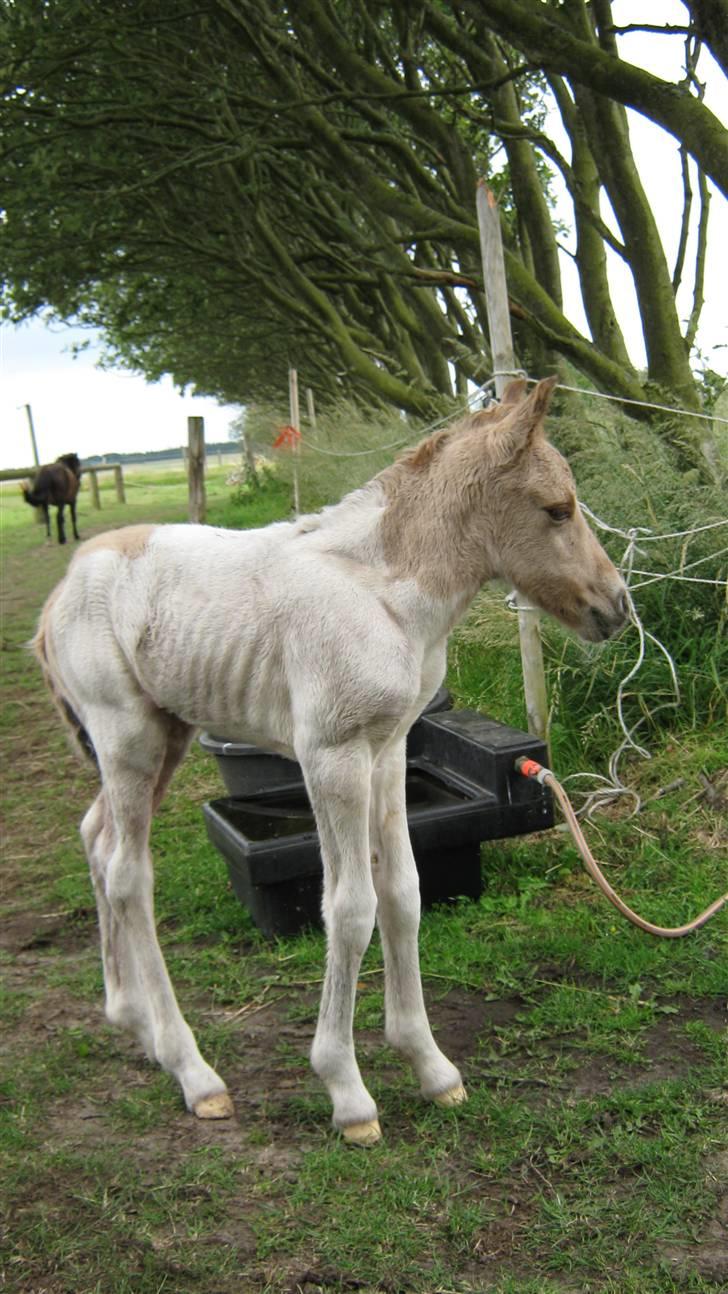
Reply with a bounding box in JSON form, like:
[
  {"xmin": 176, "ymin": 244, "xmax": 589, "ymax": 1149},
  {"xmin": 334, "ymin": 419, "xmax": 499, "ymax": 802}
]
[
  {"xmin": 202, "ymin": 708, "xmax": 553, "ymax": 937},
  {"xmin": 199, "ymin": 686, "xmax": 452, "ymax": 799},
  {"xmin": 198, "ymin": 735, "xmax": 300, "ymax": 797}
]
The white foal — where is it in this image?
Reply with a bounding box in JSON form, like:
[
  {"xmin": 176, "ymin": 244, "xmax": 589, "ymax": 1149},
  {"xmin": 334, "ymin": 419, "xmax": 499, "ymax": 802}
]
[{"xmin": 33, "ymin": 377, "xmax": 628, "ymax": 1144}]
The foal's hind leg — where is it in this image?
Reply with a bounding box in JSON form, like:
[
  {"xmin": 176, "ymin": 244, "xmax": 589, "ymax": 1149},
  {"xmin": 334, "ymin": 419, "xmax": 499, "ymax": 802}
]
[
  {"xmin": 80, "ymin": 704, "xmax": 232, "ymax": 1119},
  {"xmin": 370, "ymin": 741, "xmax": 466, "ymax": 1108}
]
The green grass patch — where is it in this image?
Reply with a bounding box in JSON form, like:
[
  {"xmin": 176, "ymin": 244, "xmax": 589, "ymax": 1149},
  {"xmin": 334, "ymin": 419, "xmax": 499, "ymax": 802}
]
[{"xmin": 2, "ymin": 448, "xmax": 726, "ymax": 1294}]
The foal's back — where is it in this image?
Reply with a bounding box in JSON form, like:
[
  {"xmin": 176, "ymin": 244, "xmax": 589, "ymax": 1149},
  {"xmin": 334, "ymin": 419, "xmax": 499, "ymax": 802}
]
[{"xmin": 42, "ymin": 514, "xmax": 416, "ymax": 752}]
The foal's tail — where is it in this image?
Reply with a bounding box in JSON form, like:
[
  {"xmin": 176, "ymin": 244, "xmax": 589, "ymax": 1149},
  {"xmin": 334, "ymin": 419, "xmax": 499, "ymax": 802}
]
[{"xmin": 32, "ymin": 588, "xmax": 98, "ymax": 767}]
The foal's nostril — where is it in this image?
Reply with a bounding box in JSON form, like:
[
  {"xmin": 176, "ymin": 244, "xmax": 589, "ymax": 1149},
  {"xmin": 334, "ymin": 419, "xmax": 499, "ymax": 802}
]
[
  {"xmin": 590, "ymin": 607, "xmax": 612, "ymax": 639},
  {"xmin": 590, "ymin": 592, "xmax": 629, "ymax": 640}
]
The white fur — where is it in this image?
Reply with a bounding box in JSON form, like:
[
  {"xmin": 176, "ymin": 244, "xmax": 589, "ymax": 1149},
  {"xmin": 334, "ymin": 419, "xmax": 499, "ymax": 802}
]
[{"xmin": 43, "ymin": 488, "xmax": 465, "ymax": 1131}]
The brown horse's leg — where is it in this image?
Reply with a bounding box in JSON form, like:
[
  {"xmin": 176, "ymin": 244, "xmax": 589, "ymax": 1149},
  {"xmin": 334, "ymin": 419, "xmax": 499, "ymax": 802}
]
[
  {"xmin": 56, "ymin": 503, "xmax": 66, "ymax": 545},
  {"xmin": 70, "ymin": 496, "xmax": 80, "ymax": 540}
]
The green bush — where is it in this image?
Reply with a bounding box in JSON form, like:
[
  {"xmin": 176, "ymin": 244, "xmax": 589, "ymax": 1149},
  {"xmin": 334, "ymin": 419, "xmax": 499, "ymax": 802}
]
[{"xmin": 542, "ymin": 401, "xmax": 727, "ymax": 764}]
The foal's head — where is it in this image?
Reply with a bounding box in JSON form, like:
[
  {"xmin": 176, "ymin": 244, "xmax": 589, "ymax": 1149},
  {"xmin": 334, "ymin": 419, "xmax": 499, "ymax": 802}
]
[{"xmin": 480, "ymin": 377, "xmax": 628, "ymax": 642}]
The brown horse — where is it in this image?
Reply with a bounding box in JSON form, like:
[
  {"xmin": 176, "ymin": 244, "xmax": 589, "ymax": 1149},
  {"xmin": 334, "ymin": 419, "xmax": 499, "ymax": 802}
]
[{"xmin": 22, "ymin": 453, "xmax": 82, "ymax": 544}]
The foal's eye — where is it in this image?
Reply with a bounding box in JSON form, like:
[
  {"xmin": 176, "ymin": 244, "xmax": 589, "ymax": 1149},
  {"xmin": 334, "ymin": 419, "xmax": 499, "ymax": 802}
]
[{"xmin": 545, "ymin": 506, "xmax": 572, "ymax": 524}]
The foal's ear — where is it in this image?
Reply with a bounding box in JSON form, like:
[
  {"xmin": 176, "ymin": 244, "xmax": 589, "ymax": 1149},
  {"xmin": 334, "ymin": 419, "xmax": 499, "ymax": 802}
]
[
  {"xmin": 499, "ymin": 377, "xmax": 529, "ymax": 406},
  {"xmin": 528, "ymin": 374, "xmax": 559, "ymax": 417},
  {"xmin": 490, "ymin": 375, "xmax": 558, "ymax": 463}
]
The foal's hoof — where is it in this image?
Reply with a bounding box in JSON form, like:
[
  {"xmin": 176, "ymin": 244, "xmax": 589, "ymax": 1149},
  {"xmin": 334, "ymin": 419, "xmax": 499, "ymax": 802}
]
[
  {"xmin": 432, "ymin": 1083, "xmax": 468, "ymax": 1108},
  {"xmin": 342, "ymin": 1118, "xmax": 382, "ymax": 1147},
  {"xmin": 194, "ymin": 1092, "xmax": 234, "ymax": 1120}
]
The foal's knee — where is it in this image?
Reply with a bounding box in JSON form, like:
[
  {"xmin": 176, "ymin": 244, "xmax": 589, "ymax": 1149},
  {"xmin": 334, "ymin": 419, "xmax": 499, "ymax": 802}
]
[
  {"xmin": 81, "ymin": 797, "xmax": 110, "ymax": 862},
  {"xmin": 104, "ymin": 847, "xmax": 153, "ymax": 911},
  {"xmin": 327, "ymin": 885, "xmax": 377, "ymax": 958},
  {"xmin": 376, "ymin": 869, "xmax": 421, "ymax": 939}
]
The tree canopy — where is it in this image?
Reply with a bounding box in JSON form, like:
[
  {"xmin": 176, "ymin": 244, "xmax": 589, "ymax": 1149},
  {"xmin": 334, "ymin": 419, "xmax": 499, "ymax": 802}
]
[{"xmin": 1, "ymin": 0, "xmax": 725, "ymax": 450}]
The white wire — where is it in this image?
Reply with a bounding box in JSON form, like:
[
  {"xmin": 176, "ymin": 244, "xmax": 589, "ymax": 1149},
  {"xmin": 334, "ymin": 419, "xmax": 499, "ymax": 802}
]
[
  {"xmin": 561, "ymin": 511, "xmax": 725, "ymax": 817},
  {"xmin": 580, "ymin": 503, "xmax": 728, "ymax": 546},
  {"xmin": 491, "ymin": 369, "xmax": 728, "ymax": 425},
  {"xmin": 295, "ymin": 382, "xmax": 496, "ymax": 459},
  {"xmin": 296, "ymin": 432, "xmax": 411, "ymax": 458},
  {"xmin": 632, "ymin": 519, "xmax": 728, "ymax": 542},
  {"xmin": 630, "ymin": 571, "xmax": 728, "ymax": 589}
]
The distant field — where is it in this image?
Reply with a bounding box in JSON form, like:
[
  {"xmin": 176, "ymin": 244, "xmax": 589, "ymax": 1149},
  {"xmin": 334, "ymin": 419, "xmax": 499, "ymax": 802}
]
[
  {"xmin": 0, "ymin": 450, "xmax": 243, "ymax": 483},
  {"xmin": 0, "ymin": 458, "xmax": 253, "ymax": 538},
  {"xmin": 115, "ymin": 450, "xmax": 243, "ymax": 473}
]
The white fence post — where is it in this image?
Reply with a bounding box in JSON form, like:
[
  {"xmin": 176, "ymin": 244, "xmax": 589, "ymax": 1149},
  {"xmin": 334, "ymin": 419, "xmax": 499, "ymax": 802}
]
[
  {"xmin": 288, "ymin": 367, "xmax": 301, "ymax": 517},
  {"xmin": 476, "ymin": 180, "xmax": 549, "ymax": 745}
]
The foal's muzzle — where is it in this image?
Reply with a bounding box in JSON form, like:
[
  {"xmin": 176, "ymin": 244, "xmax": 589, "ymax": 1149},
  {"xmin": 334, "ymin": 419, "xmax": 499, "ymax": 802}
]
[{"xmin": 588, "ymin": 587, "xmax": 630, "ymax": 641}]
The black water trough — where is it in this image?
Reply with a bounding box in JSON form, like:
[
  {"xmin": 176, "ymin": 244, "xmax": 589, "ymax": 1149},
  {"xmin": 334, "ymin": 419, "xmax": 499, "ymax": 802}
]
[{"xmin": 201, "ymin": 702, "xmax": 553, "ymax": 938}]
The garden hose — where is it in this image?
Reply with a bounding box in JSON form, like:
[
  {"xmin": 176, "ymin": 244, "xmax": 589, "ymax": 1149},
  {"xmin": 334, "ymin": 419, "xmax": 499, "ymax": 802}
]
[{"xmin": 515, "ymin": 757, "xmax": 728, "ymax": 938}]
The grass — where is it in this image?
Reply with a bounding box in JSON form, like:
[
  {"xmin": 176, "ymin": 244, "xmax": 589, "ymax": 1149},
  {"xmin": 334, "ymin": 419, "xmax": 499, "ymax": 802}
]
[{"xmin": 1, "ymin": 457, "xmax": 726, "ymax": 1293}]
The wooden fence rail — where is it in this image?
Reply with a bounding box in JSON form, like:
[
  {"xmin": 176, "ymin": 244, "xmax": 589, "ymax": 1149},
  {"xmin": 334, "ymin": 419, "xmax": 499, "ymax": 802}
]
[
  {"xmin": 83, "ymin": 464, "xmax": 126, "ymax": 509},
  {"xmin": 0, "ymin": 463, "xmax": 125, "ymax": 509},
  {"xmin": 0, "ymin": 466, "xmax": 41, "ymax": 482}
]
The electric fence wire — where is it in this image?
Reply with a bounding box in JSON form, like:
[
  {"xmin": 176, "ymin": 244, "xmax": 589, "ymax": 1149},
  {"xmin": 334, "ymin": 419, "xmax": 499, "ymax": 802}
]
[
  {"xmin": 293, "ymin": 379, "xmax": 498, "ymax": 459},
  {"xmin": 562, "ymin": 511, "xmax": 726, "ymax": 818}
]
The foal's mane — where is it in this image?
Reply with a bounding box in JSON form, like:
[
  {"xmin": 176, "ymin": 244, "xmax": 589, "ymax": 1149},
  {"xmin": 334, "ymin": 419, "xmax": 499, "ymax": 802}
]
[{"xmin": 378, "ymin": 399, "xmax": 510, "ymax": 490}]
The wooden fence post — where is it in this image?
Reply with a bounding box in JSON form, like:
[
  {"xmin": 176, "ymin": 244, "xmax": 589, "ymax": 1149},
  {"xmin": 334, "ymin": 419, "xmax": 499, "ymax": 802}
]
[
  {"xmin": 87, "ymin": 469, "xmax": 101, "ymax": 509},
  {"xmin": 113, "ymin": 464, "xmax": 126, "ymax": 503},
  {"xmin": 476, "ymin": 180, "xmax": 549, "ymax": 745},
  {"xmin": 187, "ymin": 416, "xmax": 206, "ymax": 523},
  {"xmin": 240, "ymin": 430, "xmax": 258, "ymax": 485},
  {"xmin": 305, "ymin": 386, "xmax": 317, "ymax": 432},
  {"xmin": 288, "ymin": 367, "xmax": 301, "ymax": 517}
]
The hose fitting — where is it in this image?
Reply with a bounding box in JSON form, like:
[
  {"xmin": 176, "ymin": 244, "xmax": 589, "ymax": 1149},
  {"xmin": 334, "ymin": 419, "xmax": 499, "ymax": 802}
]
[{"xmin": 514, "ymin": 755, "xmax": 552, "ymax": 786}]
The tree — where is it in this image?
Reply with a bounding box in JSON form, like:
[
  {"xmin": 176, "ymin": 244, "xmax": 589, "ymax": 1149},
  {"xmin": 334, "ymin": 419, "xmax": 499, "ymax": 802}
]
[{"xmin": 1, "ymin": 0, "xmax": 724, "ymax": 466}]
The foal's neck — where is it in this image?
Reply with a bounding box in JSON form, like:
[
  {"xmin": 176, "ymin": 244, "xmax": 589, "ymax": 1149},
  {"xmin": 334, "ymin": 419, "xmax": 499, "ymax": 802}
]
[
  {"xmin": 376, "ymin": 452, "xmax": 496, "ymax": 627},
  {"xmin": 302, "ymin": 448, "xmax": 497, "ymax": 641}
]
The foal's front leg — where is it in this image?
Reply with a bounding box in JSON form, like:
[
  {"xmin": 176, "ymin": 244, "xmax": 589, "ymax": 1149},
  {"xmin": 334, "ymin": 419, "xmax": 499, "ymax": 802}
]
[
  {"xmin": 371, "ymin": 741, "xmax": 466, "ymax": 1108},
  {"xmin": 299, "ymin": 739, "xmax": 381, "ymax": 1146}
]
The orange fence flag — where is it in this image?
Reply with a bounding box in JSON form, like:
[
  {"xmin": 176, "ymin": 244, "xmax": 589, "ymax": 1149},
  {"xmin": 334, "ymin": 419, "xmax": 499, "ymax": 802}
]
[{"xmin": 273, "ymin": 424, "xmax": 302, "ymax": 449}]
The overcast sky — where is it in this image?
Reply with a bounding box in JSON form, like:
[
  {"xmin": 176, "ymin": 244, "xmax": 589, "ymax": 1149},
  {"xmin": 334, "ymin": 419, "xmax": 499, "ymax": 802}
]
[
  {"xmin": 1, "ymin": 323, "xmax": 241, "ymax": 468},
  {"xmin": 1, "ymin": 0, "xmax": 726, "ymax": 470}
]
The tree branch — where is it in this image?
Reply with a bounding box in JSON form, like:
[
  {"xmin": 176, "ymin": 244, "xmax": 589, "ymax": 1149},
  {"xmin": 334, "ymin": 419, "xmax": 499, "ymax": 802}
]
[{"xmin": 477, "ymin": 0, "xmax": 728, "ymax": 197}]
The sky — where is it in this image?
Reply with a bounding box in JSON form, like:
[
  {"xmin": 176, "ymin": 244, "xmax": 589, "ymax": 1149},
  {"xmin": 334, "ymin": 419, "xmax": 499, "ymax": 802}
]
[
  {"xmin": 1, "ymin": 323, "xmax": 242, "ymax": 468},
  {"xmin": 1, "ymin": 0, "xmax": 726, "ymax": 470}
]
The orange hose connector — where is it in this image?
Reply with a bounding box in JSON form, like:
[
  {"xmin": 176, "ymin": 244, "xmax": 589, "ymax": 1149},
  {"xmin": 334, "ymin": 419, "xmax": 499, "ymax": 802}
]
[{"xmin": 515, "ymin": 756, "xmax": 728, "ymax": 938}]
